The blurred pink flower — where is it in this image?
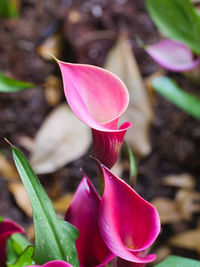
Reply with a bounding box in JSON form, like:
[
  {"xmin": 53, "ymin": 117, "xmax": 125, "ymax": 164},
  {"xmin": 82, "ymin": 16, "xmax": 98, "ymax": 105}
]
[
  {"xmin": 0, "ymin": 219, "xmax": 24, "ymax": 267},
  {"xmin": 57, "ymin": 61, "xmax": 131, "ymax": 168},
  {"xmin": 28, "ymin": 260, "xmax": 72, "ymax": 267},
  {"xmin": 146, "ymin": 39, "xmax": 200, "ymax": 72}
]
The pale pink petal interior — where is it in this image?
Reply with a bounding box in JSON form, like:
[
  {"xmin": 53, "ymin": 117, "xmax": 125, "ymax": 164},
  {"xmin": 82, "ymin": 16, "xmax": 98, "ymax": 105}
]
[{"xmin": 146, "ymin": 39, "xmax": 200, "ymax": 72}]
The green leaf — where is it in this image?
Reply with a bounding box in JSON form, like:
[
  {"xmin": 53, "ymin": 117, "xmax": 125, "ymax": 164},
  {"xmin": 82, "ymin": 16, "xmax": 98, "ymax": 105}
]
[
  {"xmin": 0, "ymin": 71, "xmax": 35, "ymax": 92},
  {"xmin": 11, "ymin": 145, "xmax": 79, "ymax": 266},
  {"xmin": 0, "ymin": 215, "xmax": 3, "ymax": 223},
  {"xmin": 155, "ymin": 255, "xmax": 200, "ymax": 267},
  {"xmin": 0, "ymin": 0, "xmax": 18, "ymax": 18},
  {"xmin": 7, "ymin": 246, "xmax": 35, "ymax": 267},
  {"xmin": 146, "ymin": 0, "xmax": 200, "ymax": 54},
  {"xmin": 122, "ymin": 143, "xmax": 138, "ymax": 187},
  {"xmin": 152, "ymin": 76, "xmax": 200, "ymax": 119},
  {"xmin": 7, "ymin": 233, "xmax": 31, "ymax": 265}
]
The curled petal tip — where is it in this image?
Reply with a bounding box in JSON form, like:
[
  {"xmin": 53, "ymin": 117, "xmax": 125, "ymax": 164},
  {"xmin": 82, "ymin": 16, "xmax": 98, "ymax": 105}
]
[
  {"xmin": 146, "ymin": 39, "xmax": 200, "ymax": 72},
  {"xmin": 28, "ymin": 260, "xmax": 73, "ymax": 267},
  {"xmin": 99, "ymin": 166, "xmax": 160, "ymax": 263}
]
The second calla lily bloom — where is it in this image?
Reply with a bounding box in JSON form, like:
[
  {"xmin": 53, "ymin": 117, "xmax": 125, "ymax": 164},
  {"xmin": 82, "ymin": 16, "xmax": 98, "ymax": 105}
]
[
  {"xmin": 0, "ymin": 219, "xmax": 24, "ymax": 267},
  {"xmin": 65, "ymin": 165, "xmax": 160, "ymax": 265},
  {"xmin": 28, "ymin": 260, "xmax": 73, "ymax": 267},
  {"xmin": 65, "ymin": 175, "xmax": 114, "ymax": 267},
  {"xmin": 146, "ymin": 39, "xmax": 200, "ymax": 72},
  {"xmin": 99, "ymin": 164, "xmax": 160, "ymax": 264},
  {"xmin": 57, "ymin": 61, "xmax": 131, "ymax": 168}
]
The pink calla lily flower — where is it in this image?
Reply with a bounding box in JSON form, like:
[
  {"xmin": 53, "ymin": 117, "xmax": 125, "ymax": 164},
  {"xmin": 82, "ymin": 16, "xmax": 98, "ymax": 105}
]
[
  {"xmin": 28, "ymin": 260, "xmax": 73, "ymax": 267},
  {"xmin": 146, "ymin": 39, "xmax": 200, "ymax": 72},
  {"xmin": 0, "ymin": 219, "xmax": 24, "ymax": 267},
  {"xmin": 65, "ymin": 175, "xmax": 114, "ymax": 267},
  {"xmin": 98, "ymin": 164, "xmax": 160, "ymax": 264},
  {"xmin": 57, "ymin": 60, "xmax": 131, "ymax": 168}
]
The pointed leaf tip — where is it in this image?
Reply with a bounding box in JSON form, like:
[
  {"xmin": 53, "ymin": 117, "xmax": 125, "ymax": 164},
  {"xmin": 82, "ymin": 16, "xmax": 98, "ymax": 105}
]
[{"xmin": 11, "ymin": 146, "xmax": 79, "ymax": 266}]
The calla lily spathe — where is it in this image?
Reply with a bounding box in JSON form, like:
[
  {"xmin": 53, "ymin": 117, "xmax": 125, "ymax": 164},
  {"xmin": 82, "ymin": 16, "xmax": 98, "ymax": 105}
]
[
  {"xmin": 28, "ymin": 260, "xmax": 72, "ymax": 267},
  {"xmin": 65, "ymin": 175, "xmax": 114, "ymax": 267},
  {"xmin": 0, "ymin": 219, "xmax": 24, "ymax": 267},
  {"xmin": 65, "ymin": 165, "xmax": 160, "ymax": 265},
  {"xmin": 57, "ymin": 61, "xmax": 131, "ymax": 168},
  {"xmin": 146, "ymin": 39, "xmax": 200, "ymax": 72},
  {"xmin": 99, "ymin": 164, "xmax": 160, "ymax": 263}
]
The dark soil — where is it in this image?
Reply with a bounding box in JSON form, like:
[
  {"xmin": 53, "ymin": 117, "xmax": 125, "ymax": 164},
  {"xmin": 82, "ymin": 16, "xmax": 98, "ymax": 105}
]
[{"xmin": 0, "ymin": 0, "xmax": 200, "ymax": 263}]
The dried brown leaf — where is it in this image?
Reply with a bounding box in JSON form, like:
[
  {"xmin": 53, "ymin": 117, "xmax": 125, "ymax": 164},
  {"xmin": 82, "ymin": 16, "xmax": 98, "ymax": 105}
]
[
  {"xmin": 30, "ymin": 104, "xmax": 91, "ymax": 174},
  {"xmin": 163, "ymin": 173, "xmax": 195, "ymax": 190},
  {"xmin": 175, "ymin": 189, "xmax": 200, "ymax": 220},
  {"xmin": 17, "ymin": 136, "xmax": 35, "ymax": 152},
  {"xmin": 104, "ymin": 33, "xmax": 154, "ymax": 157},
  {"xmin": 151, "ymin": 197, "xmax": 182, "ymax": 224},
  {"xmin": 0, "ymin": 154, "xmax": 19, "ymax": 181},
  {"xmin": 26, "ymin": 224, "xmax": 34, "ymax": 241},
  {"xmin": 37, "ymin": 33, "xmax": 62, "ymax": 60},
  {"xmin": 151, "ymin": 246, "xmax": 171, "ymax": 266},
  {"xmin": 8, "ymin": 182, "xmax": 32, "ymax": 217},
  {"xmin": 45, "ymin": 75, "xmax": 63, "ymax": 107},
  {"xmin": 169, "ymin": 228, "xmax": 200, "ymax": 253},
  {"xmin": 53, "ymin": 193, "xmax": 74, "ymax": 214}
]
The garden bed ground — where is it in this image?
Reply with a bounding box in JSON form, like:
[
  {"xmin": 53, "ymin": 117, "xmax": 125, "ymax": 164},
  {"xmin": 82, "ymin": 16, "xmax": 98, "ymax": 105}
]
[{"xmin": 0, "ymin": 0, "xmax": 200, "ymax": 264}]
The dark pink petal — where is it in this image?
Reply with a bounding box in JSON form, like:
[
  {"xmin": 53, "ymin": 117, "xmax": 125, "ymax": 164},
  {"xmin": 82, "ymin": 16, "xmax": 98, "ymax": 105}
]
[
  {"xmin": 28, "ymin": 260, "xmax": 73, "ymax": 267},
  {"xmin": 57, "ymin": 61, "xmax": 131, "ymax": 168},
  {"xmin": 146, "ymin": 39, "xmax": 200, "ymax": 72},
  {"xmin": 92, "ymin": 122, "xmax": 131, "ymax": 168},
  {"xmin": 0, "ymin": 219, "xmax": 24, "ymax": 267},
  {"xmin": 99, "ymin": 165, "xmax": 160, "ymax": 263},
  {"xmin": 65, "ymin": 175, "xmax": 114, "ymax": 267}
]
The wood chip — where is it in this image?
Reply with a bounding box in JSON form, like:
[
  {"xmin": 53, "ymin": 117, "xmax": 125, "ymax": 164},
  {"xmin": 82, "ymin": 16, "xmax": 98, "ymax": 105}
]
[
  {"xmin": 8, "ymin": 182, "xmax": 32, "ymax": 217},
  {"xmin": 53, "ymin": 193, "xmax": 74, "ymax": 214},
  {"xmin": 163, "ymin": 173, "xmax": 195, "ymax": 190},
  {"xmin": 30, "ymin": 104, "xmax": 91, "ymax": 174},
  {"xmin": 151, "ymin": 197, "xmax": 182, "ymax": 224},
  {"xmin": 44, "ymin": 75, "xmax": 63, "ymax": 107},
  {"xmin": 0, "ymin": 154, "xmax": 19, "ymax": 181}
]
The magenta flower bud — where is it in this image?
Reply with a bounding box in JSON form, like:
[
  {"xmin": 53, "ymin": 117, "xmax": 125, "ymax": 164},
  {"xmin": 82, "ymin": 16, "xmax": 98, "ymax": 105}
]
[
  {"xmin": 0, "ymin": 219, "xmax": 24, "ymax": 267},
  {"xmin": 65, "ymin": 175, "xmax": 114, "ymax": 267},
  {"xmin": 28, "ymin": 260, "xmax": 72, "ymax": 267},
  {"xmin": 98, "ymin": 164, "xmax": 160, "ymax": 264},
  {"xmin": 57, "ymin": 61, "xmax": 131, "ymax": 168},
  {"xmin": 146, "ymin": 39, "xmax": 200, "ymax": 72}
]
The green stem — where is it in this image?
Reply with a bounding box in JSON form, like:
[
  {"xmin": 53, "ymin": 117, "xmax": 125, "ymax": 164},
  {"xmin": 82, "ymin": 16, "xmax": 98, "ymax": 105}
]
[{"xmin": 98, "ymin": 170, "xmax": 104, "ymax": 197}]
